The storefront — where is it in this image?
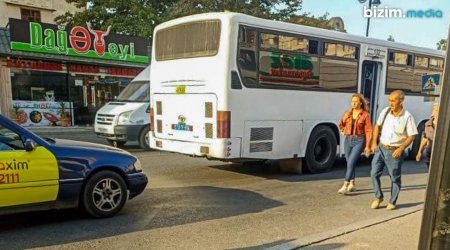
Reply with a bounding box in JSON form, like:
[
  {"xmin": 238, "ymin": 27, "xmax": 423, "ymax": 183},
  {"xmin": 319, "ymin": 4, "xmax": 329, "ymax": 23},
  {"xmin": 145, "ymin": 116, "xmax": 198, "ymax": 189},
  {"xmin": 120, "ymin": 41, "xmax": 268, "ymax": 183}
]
[{"xmin": 0, "ymin": 18, "xmax": 149, "ymax": 126}]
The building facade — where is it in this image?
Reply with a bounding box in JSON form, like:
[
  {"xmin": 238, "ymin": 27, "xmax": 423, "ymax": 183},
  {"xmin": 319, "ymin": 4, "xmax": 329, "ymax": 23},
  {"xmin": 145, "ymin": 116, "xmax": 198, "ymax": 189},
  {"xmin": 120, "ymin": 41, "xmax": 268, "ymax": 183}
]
[
  {"xmin": 0, "ymin": 1, "xmax": 149, "ymax": 126},
  {"xmin": 0, "ymin": 0, "xmax": 82, "ymax": 27}
]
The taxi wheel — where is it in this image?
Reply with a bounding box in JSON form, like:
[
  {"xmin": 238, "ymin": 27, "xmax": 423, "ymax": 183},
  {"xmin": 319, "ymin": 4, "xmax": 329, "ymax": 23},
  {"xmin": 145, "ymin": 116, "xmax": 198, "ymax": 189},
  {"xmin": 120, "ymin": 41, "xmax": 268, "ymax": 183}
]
[{"xmin": 82, "ymin": 170, "xmax": 127, "ymax": 218}]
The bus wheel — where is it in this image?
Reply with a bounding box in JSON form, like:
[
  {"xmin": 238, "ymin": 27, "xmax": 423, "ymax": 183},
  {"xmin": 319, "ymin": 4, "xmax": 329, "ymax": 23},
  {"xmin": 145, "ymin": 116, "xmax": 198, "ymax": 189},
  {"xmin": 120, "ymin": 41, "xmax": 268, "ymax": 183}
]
[
  {"xmin": 138, "ymin": 126, "xmax": 151, "ymax": 150},
  {"xmin": 409, "ymin": 122, "xmax": 425, "ymax": 160},
  {"xmin": 106, "ymin": 139, "xmax": 126, "ymax": 148},
  {"xmin": 304, "ymin": 125, "xmax": 337, "ymax": 174}
]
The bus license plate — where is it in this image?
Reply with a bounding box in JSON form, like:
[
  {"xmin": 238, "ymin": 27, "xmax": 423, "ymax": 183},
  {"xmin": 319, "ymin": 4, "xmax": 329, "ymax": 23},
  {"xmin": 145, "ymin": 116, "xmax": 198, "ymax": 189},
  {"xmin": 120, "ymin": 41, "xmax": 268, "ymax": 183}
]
[
  {"xmin": 176, "ymin": 85, "xmax": 186, "ymax": 94},
  {"xmin": 172, "ymin": 124, "xmax": 193, "ymax": 131}
]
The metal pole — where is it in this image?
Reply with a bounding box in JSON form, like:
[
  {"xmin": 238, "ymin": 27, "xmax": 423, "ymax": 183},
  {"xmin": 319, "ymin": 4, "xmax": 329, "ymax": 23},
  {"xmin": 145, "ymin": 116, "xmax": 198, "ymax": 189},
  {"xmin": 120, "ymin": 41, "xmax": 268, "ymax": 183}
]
[
  {"xmin": 418, "ymin": 25, "xmax": 450, "ymax": 249},
  {"xmin": 366, "ymin": 0, "xmax": 372, "ymax": 37}
]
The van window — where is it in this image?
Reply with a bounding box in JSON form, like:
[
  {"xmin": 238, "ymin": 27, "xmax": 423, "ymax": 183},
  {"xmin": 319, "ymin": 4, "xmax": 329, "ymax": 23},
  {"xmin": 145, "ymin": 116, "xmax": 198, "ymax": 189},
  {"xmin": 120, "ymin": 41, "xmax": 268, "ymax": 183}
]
[{"xmin": 116, "ymin": 81, "xmax": 150, "ymax": 102}]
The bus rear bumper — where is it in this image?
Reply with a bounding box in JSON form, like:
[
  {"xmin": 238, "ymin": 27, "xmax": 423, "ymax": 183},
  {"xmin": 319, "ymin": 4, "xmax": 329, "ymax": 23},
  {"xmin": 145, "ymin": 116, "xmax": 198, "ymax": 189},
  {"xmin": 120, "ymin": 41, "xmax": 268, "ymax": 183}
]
[{"xmin": 150, "ymin": 136, "xmax": 241, "ymax": 159}]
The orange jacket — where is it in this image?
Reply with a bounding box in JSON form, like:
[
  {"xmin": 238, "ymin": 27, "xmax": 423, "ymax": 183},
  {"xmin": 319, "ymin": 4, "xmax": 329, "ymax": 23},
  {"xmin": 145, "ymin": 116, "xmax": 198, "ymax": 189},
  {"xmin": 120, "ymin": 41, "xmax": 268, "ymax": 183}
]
[{"xmin": 339, "ymin": 109, "xmax": 373, "ymax": 148}]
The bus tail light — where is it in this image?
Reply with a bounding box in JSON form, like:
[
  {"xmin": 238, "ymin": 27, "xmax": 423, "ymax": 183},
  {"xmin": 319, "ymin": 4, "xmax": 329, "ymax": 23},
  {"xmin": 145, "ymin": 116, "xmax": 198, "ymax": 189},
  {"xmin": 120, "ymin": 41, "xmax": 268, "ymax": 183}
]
[
  {"xmin": 150, "ymin": 107, "xmax": 154, "ymax": 132},
  {"xmin": 205, "ymin": 123, "xmax": 213, "ymax": 138},
  {"xmin": 200, "ymin": 146, "xmax": 209, "ymax": 154},
  {"xmin": 217, "ymin": 111, "xmax": 230, "ymax": 138},
  {"xmin": 157, "ymin": 119, "xmax": 163, "ymax": 133},
  {"xmin": 156, "ymin": 101, "xmax": 162, "ymax": 115},
  {"xmin": 205, "ymin": 102, "xmax": 213, "ymax": 118}
]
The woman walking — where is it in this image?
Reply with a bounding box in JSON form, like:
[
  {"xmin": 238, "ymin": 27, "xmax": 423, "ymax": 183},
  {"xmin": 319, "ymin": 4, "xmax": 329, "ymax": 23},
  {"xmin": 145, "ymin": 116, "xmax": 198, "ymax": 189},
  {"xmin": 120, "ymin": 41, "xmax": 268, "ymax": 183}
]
[{"xmin": 338, "ymin": 94, "xmax": 373, "ymax": 194}]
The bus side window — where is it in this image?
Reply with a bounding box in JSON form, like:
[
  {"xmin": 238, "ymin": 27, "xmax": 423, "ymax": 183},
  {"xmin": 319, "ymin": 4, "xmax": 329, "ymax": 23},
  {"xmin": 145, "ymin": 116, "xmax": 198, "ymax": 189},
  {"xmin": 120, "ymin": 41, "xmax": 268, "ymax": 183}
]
[
  {"xmin": 238, "ymin": 27, "xmax": 258, "ymax": 87},
  {"xmin": 309, "ymin": 40, "xmax": 318, "ymax": 54},
  {"xmin": 239, "ymin": 49, "xmax": 256, "ymax": 71}
]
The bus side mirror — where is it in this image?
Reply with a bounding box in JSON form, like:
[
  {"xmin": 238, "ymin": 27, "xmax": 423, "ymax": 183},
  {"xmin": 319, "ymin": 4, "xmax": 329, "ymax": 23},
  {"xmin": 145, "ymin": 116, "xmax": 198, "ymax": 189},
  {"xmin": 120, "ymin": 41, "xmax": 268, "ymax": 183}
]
[{"xmin": 24, "ymin": 139, "xmax": 36, "ymax": 152}]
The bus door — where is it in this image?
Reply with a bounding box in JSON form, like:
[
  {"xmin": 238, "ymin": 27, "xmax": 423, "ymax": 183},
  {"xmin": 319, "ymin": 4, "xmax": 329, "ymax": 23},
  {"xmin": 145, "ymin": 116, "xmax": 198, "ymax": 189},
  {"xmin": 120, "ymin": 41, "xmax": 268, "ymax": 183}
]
[{"xmin": 361, "ymin": 61, "xmax": 380, "ymax": 123}]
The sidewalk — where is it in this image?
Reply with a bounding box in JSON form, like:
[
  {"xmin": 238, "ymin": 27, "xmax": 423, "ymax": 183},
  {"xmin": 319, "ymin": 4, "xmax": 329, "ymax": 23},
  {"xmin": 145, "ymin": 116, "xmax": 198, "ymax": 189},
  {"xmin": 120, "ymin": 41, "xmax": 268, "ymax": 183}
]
[
  {"xmin": 300, "ymin": 210, "xmax": 421, "ymax": 249},
  {"xmin": 267, "ymin": 205, "xmax": 423, "ymax": 250}
]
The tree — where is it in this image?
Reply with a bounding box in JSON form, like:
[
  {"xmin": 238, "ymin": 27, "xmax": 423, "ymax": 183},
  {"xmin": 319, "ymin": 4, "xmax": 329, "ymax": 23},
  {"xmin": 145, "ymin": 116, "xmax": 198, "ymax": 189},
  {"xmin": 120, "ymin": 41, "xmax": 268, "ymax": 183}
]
[
  {"xmin": 288, "ymin": 13, "xmax": 334, "ymax": 30},
  {"xmin": 56, "ymin": 0, "xmax": 332, "ymax": 39},
  {"xmin": 387, "ymin": 35, "xmax": 395, "ymax": 42},
  {"xmin": 55, "ymin": 0, "xmax": 161, "ymax": 38},
  {"xmin": 437, "ymin": 39, "xmax": 448, "ymax": 51}
]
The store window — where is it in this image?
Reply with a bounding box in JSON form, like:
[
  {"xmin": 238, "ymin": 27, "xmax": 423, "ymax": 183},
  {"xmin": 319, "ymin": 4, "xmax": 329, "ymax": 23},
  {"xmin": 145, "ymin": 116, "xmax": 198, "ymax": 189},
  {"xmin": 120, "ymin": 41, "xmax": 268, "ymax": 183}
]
[
  {"xmin": 21, "ymin": 8, "xmax": 41, "ymax": 22},
  {"xmin": 11, "ymin": 69, "xmax": 67, "ymax": 102}
]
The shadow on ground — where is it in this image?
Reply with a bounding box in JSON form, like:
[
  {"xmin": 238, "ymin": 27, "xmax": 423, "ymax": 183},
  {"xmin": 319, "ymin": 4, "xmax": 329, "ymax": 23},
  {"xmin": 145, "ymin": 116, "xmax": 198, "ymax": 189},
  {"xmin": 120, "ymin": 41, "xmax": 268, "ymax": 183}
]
[
  {"xmin": 0, "ymin": 186, "xmax": 283, "ymax": 249},
  {"xmin": 209, "ymin": 157, "xmax": 429, "ymax": 183},
  {"xmin": 226, "ymin": 239, "xmax": 297, "ymax": 250}
]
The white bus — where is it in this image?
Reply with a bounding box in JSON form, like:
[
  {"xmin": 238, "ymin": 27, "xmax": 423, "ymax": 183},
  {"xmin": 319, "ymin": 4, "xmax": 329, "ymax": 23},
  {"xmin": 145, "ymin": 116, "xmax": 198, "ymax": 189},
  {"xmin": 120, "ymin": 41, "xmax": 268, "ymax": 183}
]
[{"xmin": 149, "ymin": 12, "xmax": 444, "ymax": 173}]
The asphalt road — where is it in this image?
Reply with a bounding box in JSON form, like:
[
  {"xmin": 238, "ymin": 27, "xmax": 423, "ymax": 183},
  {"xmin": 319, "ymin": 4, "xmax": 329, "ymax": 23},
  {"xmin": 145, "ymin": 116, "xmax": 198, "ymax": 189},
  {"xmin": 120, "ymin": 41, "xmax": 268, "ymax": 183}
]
[{"xmin": 0, "ymin": 132, "xmax": 430, "ymax": 249}]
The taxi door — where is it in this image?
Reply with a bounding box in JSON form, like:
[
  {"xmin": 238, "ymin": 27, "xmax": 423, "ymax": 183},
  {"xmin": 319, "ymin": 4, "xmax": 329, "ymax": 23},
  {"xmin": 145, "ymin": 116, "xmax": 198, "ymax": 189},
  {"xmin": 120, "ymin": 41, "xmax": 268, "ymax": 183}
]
[{"xmin": 0, "ymin": 124, "xmax": 59, "ymax": 208}]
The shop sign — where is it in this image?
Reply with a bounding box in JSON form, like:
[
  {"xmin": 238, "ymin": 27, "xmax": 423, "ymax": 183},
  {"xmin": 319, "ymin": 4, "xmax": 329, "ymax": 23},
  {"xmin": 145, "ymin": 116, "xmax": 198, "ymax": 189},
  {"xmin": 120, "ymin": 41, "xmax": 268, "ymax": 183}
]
[
  {"xmin": 6, "ymin": 59, "xmax": 65, "ymax": 72},
  {"xmin": 11, "ymin": 101, "xmax": 74, "ymax": 127},
  {"xmin": 69, "ymin": 64, "xmax": 100, "ymax": 74},
  {"xmin": 9, "ymin": 18, "xmax": 149, "ymax": 64},
  {"xmin": 75, "ymin": 80, "xmax": 83, "ymax": 86},
  {"xmin": 68, "ymin": 64, "xmax": 140, "ymax": 77},
  {"xmin": 107, "ymin": 67, "xmax": 141, "ymax": 76}
]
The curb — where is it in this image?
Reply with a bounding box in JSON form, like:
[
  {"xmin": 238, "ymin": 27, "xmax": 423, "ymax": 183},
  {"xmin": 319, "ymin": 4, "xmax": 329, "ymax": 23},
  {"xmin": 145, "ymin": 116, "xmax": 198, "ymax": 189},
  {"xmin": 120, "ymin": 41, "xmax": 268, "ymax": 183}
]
[
  {"xmin": 28, "ymin": 126, "xmax": 94, "ymax": 134},
  {"xmin": 265, "ymin": 204, "xmax": 424, "ymax": 250}
]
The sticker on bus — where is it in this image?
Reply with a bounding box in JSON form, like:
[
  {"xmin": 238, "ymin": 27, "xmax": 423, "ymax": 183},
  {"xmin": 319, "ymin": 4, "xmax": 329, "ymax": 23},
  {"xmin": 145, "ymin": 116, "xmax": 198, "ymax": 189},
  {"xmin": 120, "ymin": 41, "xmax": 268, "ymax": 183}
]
[{"xmin": 176, "ymin": 85, "xmax": 186, "ymax": 94}]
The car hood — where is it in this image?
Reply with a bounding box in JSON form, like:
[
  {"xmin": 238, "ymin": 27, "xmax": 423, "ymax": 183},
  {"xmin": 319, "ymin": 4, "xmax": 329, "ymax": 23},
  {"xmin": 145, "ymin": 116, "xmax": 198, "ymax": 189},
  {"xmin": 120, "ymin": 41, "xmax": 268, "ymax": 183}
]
[{"xmin": 51, "ymin": 138, "xmax": 131, "ymax": 154}]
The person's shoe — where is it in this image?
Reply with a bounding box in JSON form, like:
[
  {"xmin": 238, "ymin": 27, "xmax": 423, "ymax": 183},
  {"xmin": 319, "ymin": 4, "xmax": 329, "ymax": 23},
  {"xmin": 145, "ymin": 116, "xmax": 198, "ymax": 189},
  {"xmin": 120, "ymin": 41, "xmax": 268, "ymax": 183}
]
[
  {"xmin": 371, "ymin": 198, "xmax": 383, "ymax": 209},
  {"xmin": 347, "ymin": 180, "xmax": 356, "ymax": 192},
  {"xmin": 337, "ymin": 182, "xmax": 349, "ymax": 195},
  {"xmin": 386, "ymin": 203, "xmax": 396, "ymax": 210}
]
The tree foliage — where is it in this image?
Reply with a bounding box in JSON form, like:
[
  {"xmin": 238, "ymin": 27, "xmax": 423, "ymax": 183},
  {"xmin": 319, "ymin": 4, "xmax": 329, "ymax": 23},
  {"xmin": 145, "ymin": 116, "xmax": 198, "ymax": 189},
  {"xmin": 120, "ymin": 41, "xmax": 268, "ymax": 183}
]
[
  {"xmin": 437, "ymin": 39, "xmax": 448, "ymax": 51},
  {"xmin": 56, "ymin": 0, "xmax": 334, "ymax": 40}
]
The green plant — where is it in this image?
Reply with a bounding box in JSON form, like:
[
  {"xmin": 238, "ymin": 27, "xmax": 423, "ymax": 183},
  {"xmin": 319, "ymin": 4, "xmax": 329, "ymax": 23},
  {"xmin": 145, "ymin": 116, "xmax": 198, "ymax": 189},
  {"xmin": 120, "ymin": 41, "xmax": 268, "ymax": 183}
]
[
  {"xmin": 59, "ymin": 102, "xmax": 69, "ymax": 119},
  {"xmin": 9, "ymin": 104, "xmax": 21, "ymax": 118}
]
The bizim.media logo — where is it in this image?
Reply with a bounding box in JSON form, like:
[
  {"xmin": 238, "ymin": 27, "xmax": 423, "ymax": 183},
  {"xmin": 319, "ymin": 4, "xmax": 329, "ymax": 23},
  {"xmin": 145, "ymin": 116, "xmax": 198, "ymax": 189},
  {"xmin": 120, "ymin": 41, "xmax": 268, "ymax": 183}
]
[{"xmin": 364, "ymin": 6, "xmax": 443, "ymax": 19}]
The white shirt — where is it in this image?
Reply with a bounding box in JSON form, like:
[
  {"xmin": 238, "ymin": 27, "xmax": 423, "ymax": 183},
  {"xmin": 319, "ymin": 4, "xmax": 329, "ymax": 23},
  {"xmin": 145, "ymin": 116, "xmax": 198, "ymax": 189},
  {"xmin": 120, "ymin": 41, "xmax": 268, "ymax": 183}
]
[{"xmin": 377, "ymin": 107, "xmax": 418, "ymax": 147}]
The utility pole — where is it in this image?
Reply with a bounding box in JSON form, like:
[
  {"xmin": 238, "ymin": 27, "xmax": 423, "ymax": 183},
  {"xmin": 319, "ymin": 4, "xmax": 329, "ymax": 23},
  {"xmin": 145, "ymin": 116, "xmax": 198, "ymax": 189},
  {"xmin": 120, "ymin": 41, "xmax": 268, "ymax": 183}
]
[
  {"xmin": 419, "ymin": 25, "xmax": 450, "ymax": 249},
  {"xmin": 359, "ymin": 0, "xmax": 381, "ymax": 37}
]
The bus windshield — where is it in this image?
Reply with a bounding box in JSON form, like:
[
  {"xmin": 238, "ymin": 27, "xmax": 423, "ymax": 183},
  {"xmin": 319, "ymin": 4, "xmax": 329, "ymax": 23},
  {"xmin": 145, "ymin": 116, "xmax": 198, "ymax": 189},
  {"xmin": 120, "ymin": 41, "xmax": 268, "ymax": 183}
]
[{"xmin": 116, "ymin": 81, "xmax": 149, "ymax": 102}]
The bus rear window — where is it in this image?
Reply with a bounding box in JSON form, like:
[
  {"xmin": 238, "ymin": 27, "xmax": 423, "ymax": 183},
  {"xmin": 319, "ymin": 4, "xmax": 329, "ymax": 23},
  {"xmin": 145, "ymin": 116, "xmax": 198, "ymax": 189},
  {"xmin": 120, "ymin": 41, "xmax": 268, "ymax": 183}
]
[{"xmin": 155, "ymin": 20, "xmax": 221, "ymax": 61}]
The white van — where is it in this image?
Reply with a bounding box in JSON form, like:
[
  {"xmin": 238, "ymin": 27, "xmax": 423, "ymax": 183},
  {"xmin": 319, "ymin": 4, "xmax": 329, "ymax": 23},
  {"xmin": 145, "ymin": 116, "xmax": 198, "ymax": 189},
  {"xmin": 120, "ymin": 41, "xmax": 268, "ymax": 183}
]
[{"xmin": 94, "ymin": 65, "xmax": 150, "ymax": 149}]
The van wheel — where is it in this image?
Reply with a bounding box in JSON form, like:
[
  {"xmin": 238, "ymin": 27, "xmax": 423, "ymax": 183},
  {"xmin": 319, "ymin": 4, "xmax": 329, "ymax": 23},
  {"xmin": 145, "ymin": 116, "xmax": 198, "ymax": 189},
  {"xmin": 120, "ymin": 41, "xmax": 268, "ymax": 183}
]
[
  {"xmin": 82, "ymin": 170, "xmax": 127, "ymax": 218},
  {"xmin": 138, "ymin": 126, "xmax": 151, "ymax": 150},
  {"xmin": 409, "ymin": 122, "xmax": 425, "ymax": 160},
  {"xmin": 303, "ymin": 125, "xmax": 337, "ymax": 174},
  {"xmin": 106, "ymin": 139, "xmax": 126, "ymax": 148}
]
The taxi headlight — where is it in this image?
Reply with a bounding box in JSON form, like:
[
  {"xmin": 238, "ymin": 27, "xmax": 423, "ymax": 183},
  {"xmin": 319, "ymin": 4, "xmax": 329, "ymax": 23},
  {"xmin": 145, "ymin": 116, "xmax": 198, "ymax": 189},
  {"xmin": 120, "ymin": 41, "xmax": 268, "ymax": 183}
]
[
  {"xmin": 117, "ymin": 111, "xmax": 132, "ymax": 125},
  {"xmin": 134, "ymin": 159, "xmax": 142, "ymax": 172}
]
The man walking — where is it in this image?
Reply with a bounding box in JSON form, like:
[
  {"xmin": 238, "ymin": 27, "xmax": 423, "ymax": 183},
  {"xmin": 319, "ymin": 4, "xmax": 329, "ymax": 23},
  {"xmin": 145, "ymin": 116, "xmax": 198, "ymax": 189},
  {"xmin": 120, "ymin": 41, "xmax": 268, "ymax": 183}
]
[{"xmin": 370, "ymin": 90, "xmax": 418, "ymax": 210}]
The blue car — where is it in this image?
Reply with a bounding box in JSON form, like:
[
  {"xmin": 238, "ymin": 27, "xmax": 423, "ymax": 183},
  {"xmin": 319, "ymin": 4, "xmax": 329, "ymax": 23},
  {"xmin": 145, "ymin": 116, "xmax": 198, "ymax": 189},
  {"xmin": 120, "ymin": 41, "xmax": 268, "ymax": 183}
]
[{"xmin": 0, "ymin": 114, "xmax": 147, "ymax": 218}]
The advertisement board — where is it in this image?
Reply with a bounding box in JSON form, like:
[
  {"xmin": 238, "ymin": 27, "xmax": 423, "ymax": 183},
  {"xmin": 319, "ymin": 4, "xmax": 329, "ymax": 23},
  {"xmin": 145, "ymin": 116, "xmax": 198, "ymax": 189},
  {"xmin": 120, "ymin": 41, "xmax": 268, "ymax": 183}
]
[{"xmin": 11, "ymin": 101, "xmax": 74, "ymax": 127}]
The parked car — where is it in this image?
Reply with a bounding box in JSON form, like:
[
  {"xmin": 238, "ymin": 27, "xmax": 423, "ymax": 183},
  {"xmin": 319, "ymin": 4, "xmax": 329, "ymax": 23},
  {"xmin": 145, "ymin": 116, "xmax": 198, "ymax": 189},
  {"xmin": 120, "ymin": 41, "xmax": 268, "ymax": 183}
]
[
  {"xmin": 0, "ymin": 114, "xmax": 147, "ymax": 218},
  {"xmin": 95, "ymin": 65, "xmax": 151, "ymax": 149}
]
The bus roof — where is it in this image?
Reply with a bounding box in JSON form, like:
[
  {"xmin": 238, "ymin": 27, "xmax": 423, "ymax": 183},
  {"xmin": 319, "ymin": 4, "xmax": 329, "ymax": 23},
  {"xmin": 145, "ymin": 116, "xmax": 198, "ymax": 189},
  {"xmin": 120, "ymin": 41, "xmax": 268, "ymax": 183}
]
[{"xmin": 154, "ymin": 12, "xmax": 445, "ymax": 58}]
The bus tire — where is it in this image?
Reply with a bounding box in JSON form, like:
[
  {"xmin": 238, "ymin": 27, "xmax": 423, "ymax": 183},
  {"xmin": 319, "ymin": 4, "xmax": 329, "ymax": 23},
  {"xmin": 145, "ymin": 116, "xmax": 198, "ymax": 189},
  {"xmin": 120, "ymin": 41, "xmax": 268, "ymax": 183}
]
[
  {"xmin": 106, "ymin": 139, "xmax": 126, "ymax": 148},
  {"xmin": 138, "ymin": 126, "xmax": 151, "ymax": 150},
  {"xmin": 303, "ymin": 125, "xmax": 337, "ymax": 174},
  {"xmin": 409, "ymin": 122, "xmax": 425, "ymax": 160}
]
